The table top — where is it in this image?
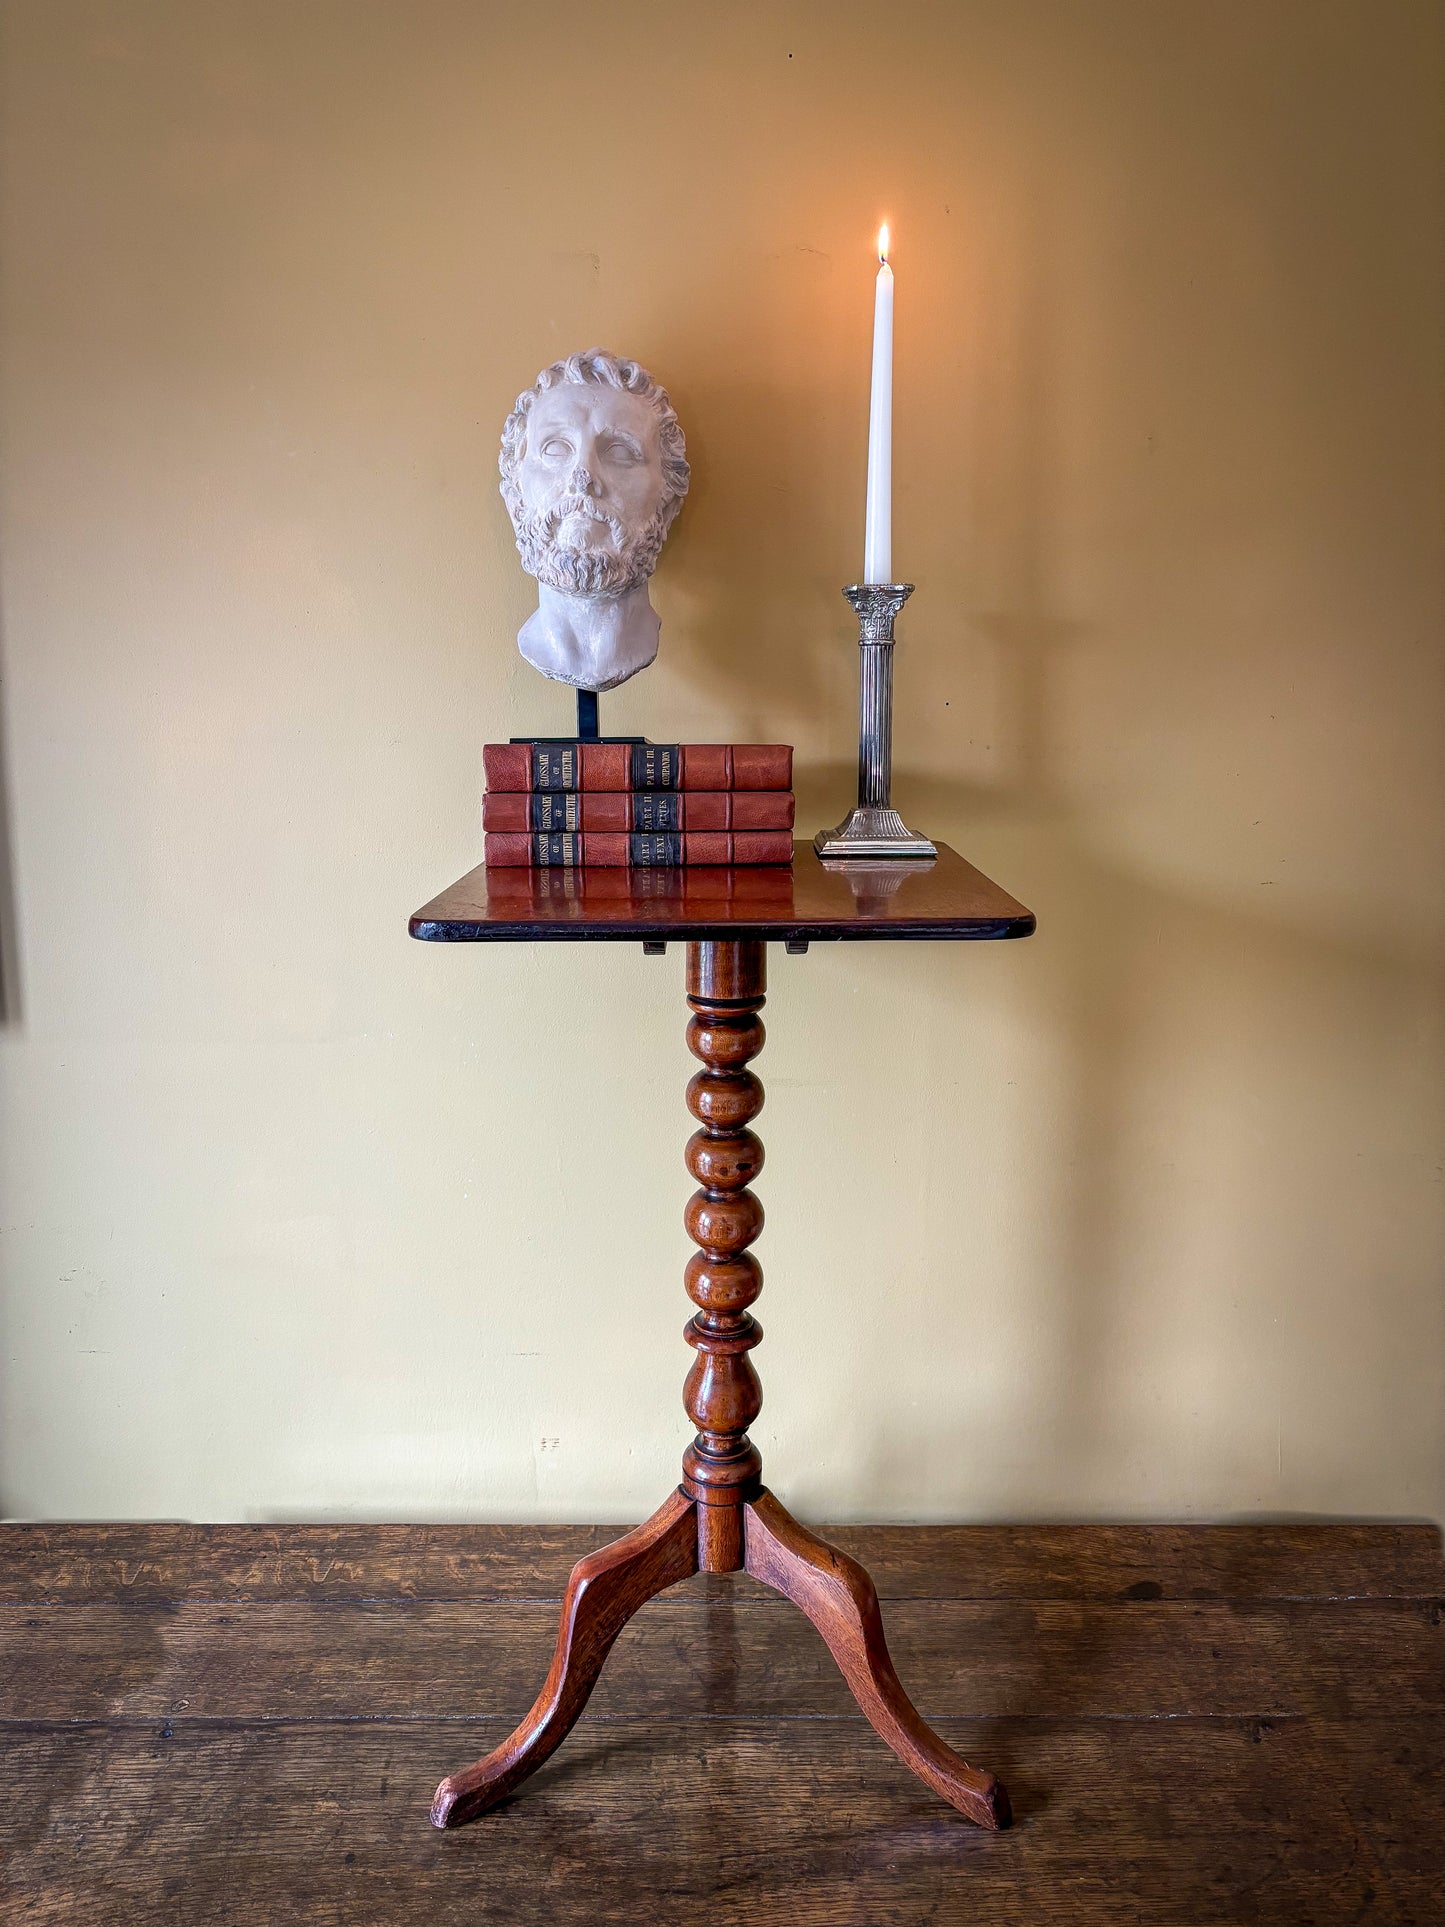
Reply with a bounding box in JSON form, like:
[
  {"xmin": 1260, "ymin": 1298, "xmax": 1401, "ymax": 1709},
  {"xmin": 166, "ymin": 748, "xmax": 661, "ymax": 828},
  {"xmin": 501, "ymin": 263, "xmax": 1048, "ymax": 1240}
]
[{"xmin": 409, "ymin": 842, "xmax": 1035, "ymax": 945}]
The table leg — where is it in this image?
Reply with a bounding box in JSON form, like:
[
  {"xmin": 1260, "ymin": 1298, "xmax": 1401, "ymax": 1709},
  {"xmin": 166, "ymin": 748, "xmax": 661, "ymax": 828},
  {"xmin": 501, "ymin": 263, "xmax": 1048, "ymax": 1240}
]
[
  {"xmin": 683, "ymin": 938, "xmax": 1006, "ymax": 1828},
  {"xmin": 429, "ymin": 1486, "xmax": 697, "ymax": 1826},
  {"xmin": 430, "ymin": 936, "xmax": 1009, "ymax": 1831},
  {"xmin": 743, "ymin": 1489, "xmax": 1010, "ymax": 1828}
]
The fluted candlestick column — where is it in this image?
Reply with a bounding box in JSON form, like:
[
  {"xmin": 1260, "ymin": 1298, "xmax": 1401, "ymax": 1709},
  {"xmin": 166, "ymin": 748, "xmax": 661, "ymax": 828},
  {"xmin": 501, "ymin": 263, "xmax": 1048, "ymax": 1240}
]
[{"xmin": 814, "ymin": 582, "xmax": 937, "ymax": 860}]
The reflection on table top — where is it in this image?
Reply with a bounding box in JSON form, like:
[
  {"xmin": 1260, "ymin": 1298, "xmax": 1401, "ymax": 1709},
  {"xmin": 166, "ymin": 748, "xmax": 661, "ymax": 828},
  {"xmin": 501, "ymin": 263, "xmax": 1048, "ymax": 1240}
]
[{"xmin": 410, "ymin": 842, "xmax": 1035, "ymax": 945}]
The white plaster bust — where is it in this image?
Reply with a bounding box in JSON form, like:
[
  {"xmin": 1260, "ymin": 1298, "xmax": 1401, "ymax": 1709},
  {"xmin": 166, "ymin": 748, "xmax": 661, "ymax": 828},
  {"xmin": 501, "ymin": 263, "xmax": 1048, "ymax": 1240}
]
[{"xmin": 499, "ymin": 349, "xmax": 690, "ymax": 691}]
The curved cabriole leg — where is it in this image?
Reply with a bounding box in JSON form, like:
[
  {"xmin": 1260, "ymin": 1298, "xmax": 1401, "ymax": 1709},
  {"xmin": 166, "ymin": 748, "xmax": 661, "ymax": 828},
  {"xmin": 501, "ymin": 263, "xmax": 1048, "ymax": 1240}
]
[
  {"xmin": 743, "ymin": 1489, "xmax": 1011, "ymax": 1830},
  {"xmin": 430, "ymin": 1486, "xmax": 698, "ymax": 1827}
]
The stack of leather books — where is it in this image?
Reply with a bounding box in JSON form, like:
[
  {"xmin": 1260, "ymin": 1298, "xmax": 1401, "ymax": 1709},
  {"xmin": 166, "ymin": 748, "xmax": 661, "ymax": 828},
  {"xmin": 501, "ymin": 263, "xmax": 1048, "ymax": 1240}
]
[{"xmin": 482, "ymin": 741, "xmax": 795, "ymax": 867}]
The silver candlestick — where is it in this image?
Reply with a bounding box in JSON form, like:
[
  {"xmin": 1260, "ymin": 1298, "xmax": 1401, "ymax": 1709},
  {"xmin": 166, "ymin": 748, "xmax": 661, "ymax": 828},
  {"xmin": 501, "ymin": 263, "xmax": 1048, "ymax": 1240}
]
[{"xmin": 813, "ymin": 582, "xmax": 937, "ymax": 860}]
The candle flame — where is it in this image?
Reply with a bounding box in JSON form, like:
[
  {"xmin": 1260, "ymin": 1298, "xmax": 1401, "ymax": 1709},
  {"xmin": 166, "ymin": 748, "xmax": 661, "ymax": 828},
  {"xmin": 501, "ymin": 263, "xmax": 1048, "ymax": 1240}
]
[{"xmin": 877, "ymin": 223, "xmax": 890, "ymax": 264}]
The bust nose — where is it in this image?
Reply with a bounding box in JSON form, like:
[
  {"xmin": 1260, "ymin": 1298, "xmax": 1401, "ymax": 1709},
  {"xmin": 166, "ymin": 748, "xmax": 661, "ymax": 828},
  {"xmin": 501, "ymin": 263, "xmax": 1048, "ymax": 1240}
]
[{"xmin": 568, "ymin": 463, "xmax": 601, "ymax": 499}]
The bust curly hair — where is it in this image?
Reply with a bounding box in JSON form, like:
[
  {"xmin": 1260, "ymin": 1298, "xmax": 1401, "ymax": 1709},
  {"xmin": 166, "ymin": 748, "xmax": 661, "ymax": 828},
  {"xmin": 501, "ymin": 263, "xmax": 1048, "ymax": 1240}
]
[{"xmin": 499, "ymin": 350, "xmax": 690, "ymax": 596}]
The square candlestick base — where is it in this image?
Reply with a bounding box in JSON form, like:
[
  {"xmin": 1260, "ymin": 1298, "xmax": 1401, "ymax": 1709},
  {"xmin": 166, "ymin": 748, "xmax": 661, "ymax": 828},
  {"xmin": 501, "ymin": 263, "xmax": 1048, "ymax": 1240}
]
[{"xmin": 813, "ymin": 808, "xmax": 936, "ymax": 860}]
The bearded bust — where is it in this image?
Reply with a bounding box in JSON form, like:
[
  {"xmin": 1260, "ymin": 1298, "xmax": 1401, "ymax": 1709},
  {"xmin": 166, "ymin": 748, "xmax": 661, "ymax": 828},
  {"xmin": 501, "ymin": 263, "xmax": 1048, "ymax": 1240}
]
[{"xmin": 499, "ymin": 349, "xmax": 690, "ymax": 692}]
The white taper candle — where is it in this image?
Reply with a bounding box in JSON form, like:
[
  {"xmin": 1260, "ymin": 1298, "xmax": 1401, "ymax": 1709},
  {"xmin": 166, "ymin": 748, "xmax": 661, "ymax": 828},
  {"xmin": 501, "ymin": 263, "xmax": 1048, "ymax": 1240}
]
[{"xmin": 863, "ymin": 224, "xmax": 893, "ymax": 584}]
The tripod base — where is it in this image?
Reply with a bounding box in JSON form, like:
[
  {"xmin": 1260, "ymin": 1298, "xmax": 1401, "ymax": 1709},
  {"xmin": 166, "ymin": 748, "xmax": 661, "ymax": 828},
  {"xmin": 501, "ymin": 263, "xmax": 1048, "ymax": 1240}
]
[{"xmin": 430, "ymin": 1486, "xmax": 1009, "ymax": 1832}]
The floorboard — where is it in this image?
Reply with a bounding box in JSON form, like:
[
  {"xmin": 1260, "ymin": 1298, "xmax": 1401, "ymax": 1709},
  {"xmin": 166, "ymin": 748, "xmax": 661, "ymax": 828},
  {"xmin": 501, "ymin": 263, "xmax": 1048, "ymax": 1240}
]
[
  {"xmin": 0, "ymin": 1522, "xmax": 1439, "ymax": 1924},
  {"xmin": 4, "ymin": 1595, "xmax": 1441, "ymax": 1722},
  {"xmin": 4, "ymin": 1519, "xmax": 1439, "ymax": 1602}
]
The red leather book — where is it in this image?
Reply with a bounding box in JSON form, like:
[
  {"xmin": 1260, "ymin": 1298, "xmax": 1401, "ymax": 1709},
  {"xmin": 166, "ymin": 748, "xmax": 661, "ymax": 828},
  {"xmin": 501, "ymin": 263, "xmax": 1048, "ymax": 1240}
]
[
  {"xmin": 483, "ymin": 831, "xmax": 794, "ymax": 868},
  {"xmin": 482, "ymin": 742, "xmax": 793, "ymax": 793},
  {"xmin": 482, "ymin": 790, "xmax": 795, "ymax": 833}
]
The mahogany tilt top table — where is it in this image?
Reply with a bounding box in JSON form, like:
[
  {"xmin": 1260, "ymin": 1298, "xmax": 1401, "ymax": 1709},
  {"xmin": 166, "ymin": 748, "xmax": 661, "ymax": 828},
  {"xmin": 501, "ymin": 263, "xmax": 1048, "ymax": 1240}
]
[{"xmin": 409, "ymin": 841, "xmax": 1035, "ymax": 1830}]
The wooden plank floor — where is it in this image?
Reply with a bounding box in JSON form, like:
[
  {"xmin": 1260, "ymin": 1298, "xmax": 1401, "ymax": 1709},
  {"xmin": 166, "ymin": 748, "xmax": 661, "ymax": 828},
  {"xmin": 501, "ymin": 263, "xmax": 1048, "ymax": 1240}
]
[{"xmin": 1, "ymin": 1521, "xmax": 1440, "ymax": 1924}]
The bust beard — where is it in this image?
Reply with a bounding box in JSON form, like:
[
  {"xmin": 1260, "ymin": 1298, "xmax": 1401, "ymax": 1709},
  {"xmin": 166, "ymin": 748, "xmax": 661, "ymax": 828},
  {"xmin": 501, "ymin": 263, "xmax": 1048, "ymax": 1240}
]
[{"xmin": 513, "ymin": 495, "xmax": 673, "ymax": 599}]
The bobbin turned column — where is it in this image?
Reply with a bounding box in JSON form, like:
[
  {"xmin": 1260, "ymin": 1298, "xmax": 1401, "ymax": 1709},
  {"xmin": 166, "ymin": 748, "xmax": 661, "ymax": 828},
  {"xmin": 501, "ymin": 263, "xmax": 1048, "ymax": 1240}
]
[{"xmin": 681, "ymin": 939, "xmax": 766, "ymax": 1573}]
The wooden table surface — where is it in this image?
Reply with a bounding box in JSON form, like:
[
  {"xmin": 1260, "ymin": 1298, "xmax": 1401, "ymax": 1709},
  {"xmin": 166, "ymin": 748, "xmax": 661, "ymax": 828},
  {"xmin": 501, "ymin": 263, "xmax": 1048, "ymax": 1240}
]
[
  {"xmin": 2, "ymin": 1520, "xmax": 1440, "ymax": 1923},
  {"xmin": 410, "ymin": 841, "xmax": 1036, "ymax": 944}
]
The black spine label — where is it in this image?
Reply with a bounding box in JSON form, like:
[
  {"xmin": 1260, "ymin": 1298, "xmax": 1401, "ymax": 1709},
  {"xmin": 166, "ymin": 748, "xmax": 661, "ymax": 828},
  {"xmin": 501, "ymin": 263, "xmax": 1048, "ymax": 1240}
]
[
  {"xmin": 532, "ymin": 744, "xmax": 579, "ymax": 790},
  {"xmin": 631, "ymin": 743, "xmax": 679, "ymax": 789},
  {"xmin": 533, "ymin": 832, "xmax": 581, "ymax": 866},
  {"xmin": 630, "ymin": 833, "xmax": 684, "ymax": 866},
  {"xmin": 530, "ymin": 792, "xmax": 581, "ymax": 830},
  {"xmin": 632, "ymin": 790, "xmax": 681, "ymax": 832}
]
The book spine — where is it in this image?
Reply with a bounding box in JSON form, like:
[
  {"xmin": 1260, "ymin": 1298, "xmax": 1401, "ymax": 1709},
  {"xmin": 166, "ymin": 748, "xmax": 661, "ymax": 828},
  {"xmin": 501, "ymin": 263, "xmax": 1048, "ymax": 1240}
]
[
  {"xmin": 480, "ymin": 743, "xmax": 532, "ymax": 792},
  {"xmin": 483, "ymin": 831, "xmax": 794, "ymax": 868},
  {"xmin": 676, "ymin": 745, "xmax": 794, "ymax": 791},
  {"xmin": 481, "ymin": 791, "xmax": 796, "ymax": 833},
  {"xmin": 639, "ymin": 831, "xmax": 793, "ymax": 864},
  {"xmin": 696, "ymin": 789, "xmax": 794, "ymax": 830},
  {"xmin": 481, "ymin": 743, "xmax": 794, "ymax": 792}
]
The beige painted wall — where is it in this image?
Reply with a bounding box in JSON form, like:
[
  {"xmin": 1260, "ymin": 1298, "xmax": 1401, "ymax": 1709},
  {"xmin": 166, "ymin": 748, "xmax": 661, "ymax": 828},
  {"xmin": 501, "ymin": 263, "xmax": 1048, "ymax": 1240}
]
[{"xmin": 0, "ymin": 0, "xmax": 1441, "ymax": 1523}]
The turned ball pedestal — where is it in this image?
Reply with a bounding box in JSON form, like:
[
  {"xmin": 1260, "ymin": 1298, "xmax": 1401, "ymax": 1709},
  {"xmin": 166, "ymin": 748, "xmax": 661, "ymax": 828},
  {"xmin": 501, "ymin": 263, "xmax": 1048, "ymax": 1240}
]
[{"xmin": 410, "ymin": 845, "xmax": 1034, "ymax": 1832}]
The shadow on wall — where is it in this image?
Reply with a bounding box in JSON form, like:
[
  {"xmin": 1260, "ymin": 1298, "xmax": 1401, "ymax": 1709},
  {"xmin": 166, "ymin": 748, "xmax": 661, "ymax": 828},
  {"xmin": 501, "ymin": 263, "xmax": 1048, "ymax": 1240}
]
[
  {"xmin": 850, "ymin": 811, "xmax": 1444, "ymax": 1518},
  {"xmin": 623, "ymin": 180, "xmax": 1445, "ymax": 1520},
  {"xmin": 818, "ymin": 475, "xmax": 1438, "ymax": 1516}
]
